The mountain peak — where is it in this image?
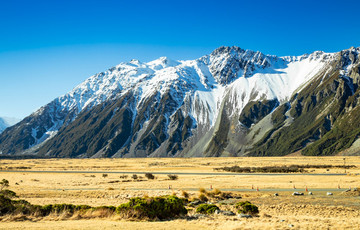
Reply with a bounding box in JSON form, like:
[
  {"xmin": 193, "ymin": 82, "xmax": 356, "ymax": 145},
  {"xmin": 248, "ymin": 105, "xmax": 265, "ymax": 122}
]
[
  {"xmin": 147, "ymin": 56, "xmax": 180, "ymax": 70},
  {"xmin": 210, "ymin": 46, "xmax": 246, "ymax": 56},
  {"xmin": 209, "ymin": 46, "xmax": 273, "ymax": 85},
  {"xmin": 129, "ymin": 59, "xmax": 142, "ymax": 66}
]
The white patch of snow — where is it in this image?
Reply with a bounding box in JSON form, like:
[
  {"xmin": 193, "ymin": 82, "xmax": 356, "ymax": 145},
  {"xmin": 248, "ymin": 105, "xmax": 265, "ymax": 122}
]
[{"xmin": 18, "ymin": 47, "xmax": 345, "ymax": 149}]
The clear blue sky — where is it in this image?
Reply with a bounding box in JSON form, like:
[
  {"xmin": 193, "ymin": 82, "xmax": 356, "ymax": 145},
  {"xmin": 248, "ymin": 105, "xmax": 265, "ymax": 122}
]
[{"xmin": 1, "ymin": 0, "xmax": 359, "ymax": 119}]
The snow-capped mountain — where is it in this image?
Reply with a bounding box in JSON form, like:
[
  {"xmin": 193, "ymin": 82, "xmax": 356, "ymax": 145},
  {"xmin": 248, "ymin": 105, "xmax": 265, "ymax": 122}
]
[
  {"xmin": 1, "ymin": 46, "xmax": 360, "ymax": 157},
  {"xmin": 0, "ymin": 117, "xmax": 20, "ymax": 134}
]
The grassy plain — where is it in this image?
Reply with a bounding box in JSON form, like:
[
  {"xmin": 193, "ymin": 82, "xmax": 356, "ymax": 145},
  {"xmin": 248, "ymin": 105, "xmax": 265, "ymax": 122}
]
[{"xmin": 1, "ymin": 156, "xmax": 360, "ymax": 229}]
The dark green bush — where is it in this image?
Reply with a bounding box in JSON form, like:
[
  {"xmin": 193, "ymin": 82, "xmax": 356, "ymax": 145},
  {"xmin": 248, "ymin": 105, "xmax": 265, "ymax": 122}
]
[
  {"xmin": 195, "ymin": 204, "xmax": 219, "ymax": 214},
  {"xmin": 145, "ymin": 173, "xmax": 155, "ymax": 180},
  {"xmin": 75, "ymin": 205, "xmax": 92, "ymax": 211},
  {"xmin": 0, "ymin": 194, "xmax": 42, "ymax": 216},
  {"xmin": 116, "ymin": 195, "xmax": 187, "ymax": 220},
  {"xmin": 235, "ymin": 201, "xmax": 259, "ymax": 215},
  {"xmin": 0, "ymin": 189, "xmax": 18, "ymax": 198},
  {"xmin": 0, "ymin": 194, "xmax": 15, "ymax": 215}
]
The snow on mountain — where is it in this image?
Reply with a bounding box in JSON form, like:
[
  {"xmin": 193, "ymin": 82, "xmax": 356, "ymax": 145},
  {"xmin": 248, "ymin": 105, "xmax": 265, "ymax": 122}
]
[
  {"xmin": 53, "ymin": 46, "xmax": 333, "ymax": 128},
  {"xmin": 3, "ymin": 46, "xmax": 356, "ymax": 156}
]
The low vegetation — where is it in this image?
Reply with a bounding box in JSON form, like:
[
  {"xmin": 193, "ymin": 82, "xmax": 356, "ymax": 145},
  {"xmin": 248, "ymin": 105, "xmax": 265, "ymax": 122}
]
[
  {"xmin": 131, "ymin": 174, "xmax": 138, "ymax": 180},
  {"xmin": 195, "ymin": 188, "xmax": 236, "ymax": 202},
  {"xmin": 167, "ymin": 174, "xmax": 178, "ymax": 180},
  {"xmin": 214, "ymin": 164, "xmax": 356, "ymax": 173},
  {"xmin": 116, "ymin": 195, "xmax": 187, "ymax": 220},
  {"xmin": 0, "ymin": 186, "xmax": 116, "ymax": 218},
  {"xmin": 145, "ymin": 173, "xmax": 155, "ymax": 180},
  {"xmin": 0, "ymin": 179, "xmax": 188, "ymax": 221},
  {"xmin": 195, "ymin": 204, "xmax": 219, "ymax": 214},
  {"xmin": 235, "ymin": 201, "xmax": 259, "ymax": 215}
]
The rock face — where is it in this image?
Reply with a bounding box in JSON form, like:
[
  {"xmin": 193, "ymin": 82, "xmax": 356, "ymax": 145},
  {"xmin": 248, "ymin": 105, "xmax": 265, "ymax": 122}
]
[
  {"xmin": 249, "ymin": 48, "xmax": 360, "ymax": 156},
  {"xmin": 1, "ymin": 46, "xmax": 360, "ymax": 158}
]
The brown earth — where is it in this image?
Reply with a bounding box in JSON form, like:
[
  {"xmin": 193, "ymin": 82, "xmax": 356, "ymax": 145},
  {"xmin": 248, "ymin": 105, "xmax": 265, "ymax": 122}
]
[{"xmin": 0, "ymin": 156, "xmax": 360, "ymax": 229}]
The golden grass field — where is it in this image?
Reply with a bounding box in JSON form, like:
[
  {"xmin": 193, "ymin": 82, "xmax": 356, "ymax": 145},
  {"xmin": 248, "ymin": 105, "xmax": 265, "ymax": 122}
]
[{"xmin": 1, "ymin": 156, "xmax": 360, "ymax": 229}]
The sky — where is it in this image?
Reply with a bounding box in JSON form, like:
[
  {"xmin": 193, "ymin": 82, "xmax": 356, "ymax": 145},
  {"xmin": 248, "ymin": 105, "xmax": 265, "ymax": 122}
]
[{"xmin": 0, "ymin": 0, "xmax": 359, "ymax": 119}]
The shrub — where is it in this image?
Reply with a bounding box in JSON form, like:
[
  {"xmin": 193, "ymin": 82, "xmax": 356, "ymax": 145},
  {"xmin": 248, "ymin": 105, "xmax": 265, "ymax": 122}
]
[
  {"xmin": 116, "ymin": 195, "xmax": 187, "ymax": 220},
  {"xmin": 167, "ymin": 174, "xmax": 178, "ymax": 180},
  {"xmin": 0, "ymin": 194, "xmax": 15, "ymax": 215},
  {"xmin": 102, "ymin": 174, "xmax": 108, "ymax": 178},
  {"xmin": 235, "ymin": 201, "xmax": 259, "ymax": 215},
  {"xmin": 195, "ymin": 204, "xmax": 219, "ymax": 214},
  {"xmin": 131, "ymin": 174, "xmax": 138, "ymax": 180},
  {"xmin": 0, "ymin": 194, "xmax": 42, "ymax": 216},
  {"xmin": 145, "ymin": 173, "xmax": 155, "ymax": 180},
  {"xmin": 75, "ymin": 205, "xmax": 92, "ymax": 212},
  {"xmin": 44, "ymin": 204, "xmax": 76, "ymax": 214},
  {"xmin": 0, "ymin": 189, "xmax": 18, "ymax": 199}
]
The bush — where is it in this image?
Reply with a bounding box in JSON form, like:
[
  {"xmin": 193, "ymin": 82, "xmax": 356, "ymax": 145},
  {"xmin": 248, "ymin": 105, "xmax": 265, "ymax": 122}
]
[
  {"xmin": 131, "ymin": 174, "xmax": 138, "ymax": 180},
  {"xmin": 116, "ymin": 195, "xmax": 187, "ymax": 220},
  {"xmin": 167, "ymin": 174, "xmax": 178, "ymax": 180},
  {"xmin": 195, "ymin": 204, "xmax": 219, "ymax": 214},
  {"xmin": 0, "ymin": 194, "xmax": 15, "ymax": 215},
  {"xmin": 75, "ymin": 205, "xmax": 92, "ymax": 212},
  {"xmin": 145, "ymin": 173, "xmax": 155, "ymax": 180},
  {"xmin": 235, "ymin": 201, "xmax": 259, "ymax": 215},
  {"xmin": 0, "ymin": 194, "xmax": 42, "ymax": 216},
  {"xmin": 42, "ymin": 204, "xmax": 76, "ymax": 214},
  {"xmin": 41, "ymin": 203, "xmax": 95, "ymax": 216},
  {"xmin": 0, "ymin": 189, "xmax": 18, "ymax": 199}
]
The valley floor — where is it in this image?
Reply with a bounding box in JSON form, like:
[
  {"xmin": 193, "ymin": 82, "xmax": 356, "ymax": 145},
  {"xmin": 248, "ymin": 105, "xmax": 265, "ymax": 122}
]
[{"xmin": 0, "ymin": 157, "xmax": 360, "ymax": 229}]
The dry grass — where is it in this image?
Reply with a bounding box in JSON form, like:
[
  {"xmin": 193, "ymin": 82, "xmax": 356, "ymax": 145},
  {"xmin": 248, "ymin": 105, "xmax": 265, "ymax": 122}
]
[{"xmin": 0, "ymin": 156, "xmax": 360, "ymax": 229}]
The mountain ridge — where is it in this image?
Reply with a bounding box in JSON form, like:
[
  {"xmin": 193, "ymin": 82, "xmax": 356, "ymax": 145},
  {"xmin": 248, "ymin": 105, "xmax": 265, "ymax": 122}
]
[{"xmin": 1, "ymin": 46, "xmax": 359, "ymax": 157}]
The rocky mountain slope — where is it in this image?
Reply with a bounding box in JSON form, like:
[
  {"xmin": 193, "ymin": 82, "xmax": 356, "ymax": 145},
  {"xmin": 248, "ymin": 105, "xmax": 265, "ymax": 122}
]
[{"xmin": 1, "ymin": 46, "xmax": 359, "ymax": 157}]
